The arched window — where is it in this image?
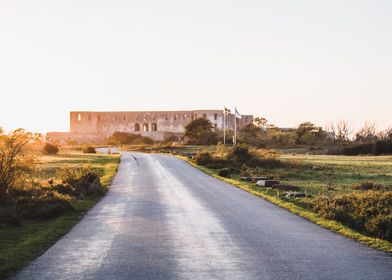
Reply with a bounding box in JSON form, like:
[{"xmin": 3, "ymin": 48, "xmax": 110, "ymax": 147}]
[
  {"xmin": 152, "ymin": 123, "xmax": 157, "ymax": 131},
  {"xmin": 143, "ymin": 123, "xmax": 149, "ymax": 132},
  {"xmin": 134, "ymin": 123, "xmax": 140, "ymax": 132}
]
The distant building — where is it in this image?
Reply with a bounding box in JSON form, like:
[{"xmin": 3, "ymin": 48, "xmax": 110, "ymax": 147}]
[{"xmin": 47, "ymin": 110, "xmax": 253, "ymax": 144}]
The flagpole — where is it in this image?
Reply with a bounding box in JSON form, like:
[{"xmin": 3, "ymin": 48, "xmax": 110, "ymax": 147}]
[
  {"xmin": 234, "ymin": 107, "xmax": 237, "ymax": 146},
  {"xmin": 223, "ymin": 109, "xmax": 226, "ymax": 145}
]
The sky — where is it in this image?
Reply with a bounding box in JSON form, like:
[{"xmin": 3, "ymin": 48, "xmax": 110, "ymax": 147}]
[{"xmin": 0, "ymin": 0, "xmax": 391, "ymax": 133}]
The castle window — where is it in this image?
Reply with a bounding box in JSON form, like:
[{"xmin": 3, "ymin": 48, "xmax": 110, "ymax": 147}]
[
  {"xmin": 165, "ymin": 115, "xmax": 169, "ymax": 120},
  {"xmin": 143, "ymin": 123, "xmax": 149, "ymax": 132},
  {"xmin": 134, "ymin": 123, "xmax": 140, "ymax": 131},
  {"xmin": 88, "ymin": 114, "xmax": 91, "ymax": 121},
  {"xmin": 203, "ymin": 113, "xmax": 207, "ymax": 119},
  {"xmin": 214, "ymin": 113, "xmax": 218, "ymax": 120},
  {"xmin": 124, "ymin": 115, "xmax": 127, "ymax": 121},
  {"xmin": 77, "ymin": 114, "xmax": 81, "ymax": 122},
  {"xmin": 183, "ymin": 114, "xmax": 186, "ymax": 120},
  {"xmin": 97, "ymin": 115, "xmax": 101, "ymax": 121},
  {"xmin": 136, "ymin": 115, "xmax": 139, "ymax": 121},
  {"xmin": 174, "ymin": 114, "xmax": 177, "ymax": 121},
  {"xmin": 152, "ymin": 123, "xmax": 157, "ymax": 131}
]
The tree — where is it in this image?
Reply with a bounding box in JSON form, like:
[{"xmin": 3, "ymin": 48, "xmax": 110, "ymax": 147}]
[
  {"xmin": 355, "ymin": 121, "xmax": 377, "ymax": 143},
  {"xmin": 296, "ymin": 122, "xmax": 316, "ymax": 144},
  {"xmin": 254, "ymin": 117, "xmax": 268, "ymax": 130},
  {"xmin": 185, "ymin": 118, "xmax": 217, "ymax": 145},
  {"xmin": 239, "ymin": 123, "xmax": 264, "ymax": 147},
  {"xmin": 0, "ymin": 129, "xmax": 35, "ymax": 199},
  {"xmin": 328, "ymin": 120, "xmax": 353, "ymax": 141}
]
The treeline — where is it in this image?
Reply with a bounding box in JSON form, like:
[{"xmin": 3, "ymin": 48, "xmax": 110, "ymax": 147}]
[
  {"xmin": 182, "ymin": 117, "xmax": 392, "ymax": 156},
  {"xmin": 239, "ymin": 119, "xmax": 392, "ymax": 156},
  {"xmin": 328, "ymin": 123, "xmax": 392, "ymax": 155}
]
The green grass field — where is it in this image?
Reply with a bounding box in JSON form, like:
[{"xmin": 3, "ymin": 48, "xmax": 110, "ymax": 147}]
[
  {"xmin": 0, "ymin": 151, "xmax": 120, "ymax": 279},
  {"xmin": 275, "ymin": 154, "xmax": 392, "ymax": 193}
]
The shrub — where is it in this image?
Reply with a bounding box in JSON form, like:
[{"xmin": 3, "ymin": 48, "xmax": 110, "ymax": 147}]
[
  {"xmin": 352, "ymin": 181, "xmax": 386, "ymax": 191},
  {"xmin": 42, "ymin": 142, "xmax": 59, "ymax": 155},
  {"xmin": 306, "ymin": 190, "xmax": 392, "ymax": 241},
  {"xmin": 16, "ymin": 192, "xmax": 73, "ymax": 219},
  {"xmin": 228, "ymin": 144, "xmax": 251, "ymax": 163},
  {"xmin": 0, "ymin": 129, "xmax": 35, "ymax": 199},
  {"xmin": 108, "ymin": 132, "xmax": 154, "ymax": 145},
  {"xmin": 82, "ymin": 146, "xmax": 96, "ymax": 153},
  {"xmin": 76, "ymin": 172, "xmax": 105, "ymax": 195},
  {"xmin": 218, "ymin": 168, "xmax": 231, "ymax": 178},
  {"xmin": 164, "ymin": 135, "xmax": 180, "ymax": 144},
  {"xmin": 134, "ymin": 136, "xmax": 154, "ymax": 145},
  {"xmin": 194, "ymin": 152, "xmax": 214, "ymax": 166},
  {"xmin": 56, "ymin": 166, "xmax": 104, "ymax": 196},
  {"xmin": 193, "ymin": 144, "xmax": 281, "ymax": 169},
  {"xmin": 240, "ymin": 164, "xmax": 253, "ymax": 177}
]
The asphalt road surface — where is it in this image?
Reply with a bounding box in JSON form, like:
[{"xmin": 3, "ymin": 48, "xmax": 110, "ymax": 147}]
[{"xmin": 13, "ymin": 152, "xmax": 392, "ymax": 280}]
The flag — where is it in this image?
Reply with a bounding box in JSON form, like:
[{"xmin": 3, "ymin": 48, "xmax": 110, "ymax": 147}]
[
  {"xmin": 235, "ymin": 107, "xmax": 242, "ymax": 119},
  {"xmin": 224, "ymin": 107, "xmax": 231, "ymax": 115}
]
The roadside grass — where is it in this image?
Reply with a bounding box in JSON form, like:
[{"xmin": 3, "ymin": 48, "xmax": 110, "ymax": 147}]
[
  {"xmin": 0, "ymin": 151, "xmax": 120, "ymax": 279},
  {"xmin": 167, "ymin": 146, "xmax": 392, "ymax": 194},
  {"xmin": 179, "ymin": 156, "xmax": 392, "ymax": 253},
  {"xmin": 277, "ymin": 154, "xmax": 392, "ymax": 193}
]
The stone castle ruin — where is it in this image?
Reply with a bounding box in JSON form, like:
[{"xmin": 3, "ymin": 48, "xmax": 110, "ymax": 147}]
[{"xmin": 47, "ymin": 110, "xmax": 253, "ymax": 144}]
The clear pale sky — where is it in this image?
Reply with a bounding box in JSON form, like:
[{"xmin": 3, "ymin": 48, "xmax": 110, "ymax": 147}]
[{"xmin": 1, "ymin": 0, "xmax": 391, "ymax": 133}]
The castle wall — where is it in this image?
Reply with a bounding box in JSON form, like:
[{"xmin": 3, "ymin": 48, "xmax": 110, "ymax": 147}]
[{"xmin": 48, "ymin": 110, "xmax": 253, "ymax": 144}]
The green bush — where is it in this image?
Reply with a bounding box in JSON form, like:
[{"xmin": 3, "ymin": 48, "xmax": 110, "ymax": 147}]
[
  {"xmin": 306, "ymin": 190, "xmax": 392, "ymax": 241},
  {"xmin": 352, "ymin": 180, "xmax": 386, "ymax": 191},
  {"xmin": 3, "ymin": 182, "xmax": 74, "ymax": 221},
  {"xmin": 16, "ymin": 192, "xmax": 73, "ymax": 219},
  {"xmin": 194, "ymin": 152, "xmax": 214, "ymax": 166},
  {"xmin": 228, "ymin": 144, "xmax": 251, "ymax": 163},
  {"xmin": 56, "ymin": 166, "xmax": 104, "ymax": 196},
  {"xmin": 108, "ymin": 132, "xmax": 154, "ymax": 145},
  {"xmin": 134, "ymin": 136, "xmax": 154, "ymax": 145},
  {"xmin": 82, "ymin": 146, "xmax": 96, "ymax": 153},
  {"xmin": 193, "ymin": 144, "xmax": 281, "ymax": 170},
  {"xmin": 164, "ymin": 135, "xmax": 180, "ymax": 144},
  {"xmin": 218, "ymin": 168, "xmax": 231, "ymax": 178},
  {"xmin": 240, "ymin": 164, "xmax": 253, "ymax": 177},
  {"xmin": 42, "ymin": 142, "xmax": 59, "ymax": 155}
]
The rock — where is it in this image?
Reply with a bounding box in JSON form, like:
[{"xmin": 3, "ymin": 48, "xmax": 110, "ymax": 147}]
[
  {"xmin": 241, "ymin": 176, "xmax": 269, "ymax": 182},
  {"xmin": 256, "ymin": 180, "xmax": 280, "ymax": 187},
  {"xmin": 285, "ymin": 191, "xmax": 306, "ymax": 198},
  {"xmin": 271, "ymin": 184, "xmax": 300, "ymax": 191}
]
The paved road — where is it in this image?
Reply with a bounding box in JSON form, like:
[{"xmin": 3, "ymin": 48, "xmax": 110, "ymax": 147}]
[{"xmin": 13, "ymin": 152, "xmax": 392, "ymax": 280}]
